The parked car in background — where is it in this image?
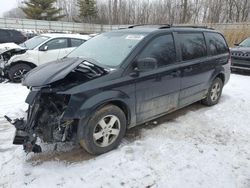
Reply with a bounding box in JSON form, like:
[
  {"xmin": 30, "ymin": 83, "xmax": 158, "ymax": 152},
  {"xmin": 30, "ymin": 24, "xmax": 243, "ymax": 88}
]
[
  {"xmin": 0, "ymin": 33, "xmax": 90, "ymax": 82},
  {"xmin": 25, "ymin": 32, "xmax": 37, "ymax": 39},
  {"xmin": 7, "ymin": 25, "xmax": 231, "ymax": 155},
  {"xmin": 0, "ymin": 43, "xmax": 26, "ymax": 79},
  {"xmin": 0, "ymin": 29, "xmax": 27, "ymax": 44},
  {"xmin": 231, "ymin": 37, "xmax": 250, "ymax": 72}
]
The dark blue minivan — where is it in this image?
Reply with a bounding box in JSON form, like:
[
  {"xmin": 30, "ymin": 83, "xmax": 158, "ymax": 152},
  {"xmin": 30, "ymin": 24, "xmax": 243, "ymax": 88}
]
[{"xmin": 8, "ymin": 25, "xmax": 231, "ymax": 155}]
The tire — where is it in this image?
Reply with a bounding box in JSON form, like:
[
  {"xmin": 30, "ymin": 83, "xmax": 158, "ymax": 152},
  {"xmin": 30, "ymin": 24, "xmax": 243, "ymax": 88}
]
[
  {"xmin": 8, "ymin": 63, "xmax": 32, "ymax": 83},
  {"xmin": 202, "ymin": 77, "xmax": 223, "ymax": 106},
  {"xmin": 78, "ymin": 105, "xmax": 127, "ymax": 155}
]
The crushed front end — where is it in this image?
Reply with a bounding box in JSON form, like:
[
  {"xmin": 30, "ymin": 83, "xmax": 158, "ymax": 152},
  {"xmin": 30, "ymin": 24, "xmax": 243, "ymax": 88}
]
[
  {"xmin": 5, "ymin": 58, "xmax": 108, "ymax": 153},
  {"xmin": 0, "ymin": 48, "xmax": 27, "ymax": 78},
  {"xmin": 5, "ymin": 90, "xmax": 76, "ymax": 153}
]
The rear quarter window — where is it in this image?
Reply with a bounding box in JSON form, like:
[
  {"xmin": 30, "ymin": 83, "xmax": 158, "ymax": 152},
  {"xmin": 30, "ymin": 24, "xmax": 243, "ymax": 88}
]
[
  {"xmin": 205, "ymin": 32, "xmax": 228, "ymax": 55},
  {"xmin": 178, "ymin": 33, "xmax": 207, "ymax": 61}
]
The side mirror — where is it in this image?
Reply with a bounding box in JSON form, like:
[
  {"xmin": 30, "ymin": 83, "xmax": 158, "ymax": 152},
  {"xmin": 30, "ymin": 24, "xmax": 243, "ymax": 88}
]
[
  {"xmin": 136, "ymin": 57, "xmax": 158, "ymax": 72},
  {"xmin": 234, "ymin": 43, "xmax": 239, "ymax": 46},
  {"xmin": 40, "ymin": 45, "xmax": 48, "ymax": 51}
]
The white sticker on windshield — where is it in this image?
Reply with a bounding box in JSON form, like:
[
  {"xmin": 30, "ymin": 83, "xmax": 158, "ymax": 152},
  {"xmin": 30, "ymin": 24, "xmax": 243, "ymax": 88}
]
[{"xmin": 126, "ymin": 35, "xmax": 144, "ymax": 40}]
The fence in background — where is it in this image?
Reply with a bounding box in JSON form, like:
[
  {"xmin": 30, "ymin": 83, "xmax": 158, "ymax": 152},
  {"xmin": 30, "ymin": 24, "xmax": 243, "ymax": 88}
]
[
  {"xmin": 0, "ymin": 17, "xmax": 250, "ymax": 46},
  {"xmin": 0, "ymin": 17, "xmax": 127, "ymax": 33}
]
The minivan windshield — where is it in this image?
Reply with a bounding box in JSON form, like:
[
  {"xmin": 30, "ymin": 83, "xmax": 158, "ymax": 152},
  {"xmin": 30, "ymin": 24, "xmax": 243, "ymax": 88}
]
[
  {"xmin": 239, "ymin": 38, "xmax": 250, "ymax": 47},
  {"xmin": 20, "ymin": 35, "xmax": 50, "ymax": 50},
  {"xmin": 68, "ymin": 32, "xmax": 146, "ymax": 67}
]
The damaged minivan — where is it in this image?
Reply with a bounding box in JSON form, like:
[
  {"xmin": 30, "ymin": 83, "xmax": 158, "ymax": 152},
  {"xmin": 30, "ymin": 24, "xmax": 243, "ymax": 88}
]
[{"xmin": 6, "ymin": 25, "xmax": 231, "ymax": 155}]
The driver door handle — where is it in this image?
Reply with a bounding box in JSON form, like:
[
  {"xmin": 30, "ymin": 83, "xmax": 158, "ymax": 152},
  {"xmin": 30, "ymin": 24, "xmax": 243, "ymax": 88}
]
[
  {"xmin": 184, "ymin": 67, "xmax": 193, "ymax": 72},
  {"xmin": 171, "ymin": 70, "xmax": 181, "ymax": 77}
]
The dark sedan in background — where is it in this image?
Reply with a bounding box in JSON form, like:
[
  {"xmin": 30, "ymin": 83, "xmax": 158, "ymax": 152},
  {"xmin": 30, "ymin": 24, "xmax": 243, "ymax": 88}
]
[
  {"xmin": 231, "ymin": 37, "xmax": 250, "ymax": 72},
  {"xmin": 0, "ymin": 29, "xmax": 27, "ymax": 44}
]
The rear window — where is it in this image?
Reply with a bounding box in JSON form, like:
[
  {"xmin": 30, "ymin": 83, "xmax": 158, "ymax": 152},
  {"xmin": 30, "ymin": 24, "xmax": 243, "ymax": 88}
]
[
  {"xmin": 178, "ymin": 33, "xmax": 207, "ymax": 61},
  {"xmin": 206, "ymin": 32, "xmax": 228, "ymax": 55}
]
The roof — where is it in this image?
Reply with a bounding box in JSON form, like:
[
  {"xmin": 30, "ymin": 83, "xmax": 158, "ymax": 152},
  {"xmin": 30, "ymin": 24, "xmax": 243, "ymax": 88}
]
[
  {"xmin": 40, "ymin": 33, "xmax": 90, "ymax": 40},
  {"xmin": 116, "ymin": 25, "xmax": 217, "ymax": 34}
]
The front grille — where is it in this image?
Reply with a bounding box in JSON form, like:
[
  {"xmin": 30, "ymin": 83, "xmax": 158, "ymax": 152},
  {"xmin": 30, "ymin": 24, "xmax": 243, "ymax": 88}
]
[{"xmin": 231, "ymin": 51, "xmax": 250, "ymax": 57}]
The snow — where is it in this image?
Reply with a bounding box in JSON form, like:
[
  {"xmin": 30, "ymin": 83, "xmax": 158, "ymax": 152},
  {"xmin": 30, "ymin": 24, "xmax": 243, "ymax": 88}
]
[{"xmin": 1, "ymin": 74, "xmax": 250, "ymax": 188}]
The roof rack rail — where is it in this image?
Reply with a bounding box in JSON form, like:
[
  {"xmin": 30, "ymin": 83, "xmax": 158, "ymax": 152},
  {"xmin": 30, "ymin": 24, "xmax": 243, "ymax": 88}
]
[
  {"xmin": 126, "ymin": 24, "xmax": 214, "ymax": 30},
  {"xmin": 128, "ymin": 24, "xmax": 171, "ymax": 29},
  {"xmin": 172, "ymin": 25, "xmax": 214, "ymax": 30}
]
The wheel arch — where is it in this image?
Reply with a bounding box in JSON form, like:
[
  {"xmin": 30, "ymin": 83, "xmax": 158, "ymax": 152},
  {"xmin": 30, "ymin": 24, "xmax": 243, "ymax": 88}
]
[
  {"xmin": 215, "ymin": 73, "xmax": 225, "ymax": 85},
  {"xmin": 63, "ymin": 90, "xmax": 134, "ymax": 127},
  {"xmin": 94, "ymin": 100, "xmax": 131, "ymax": 126},
  {"xmin": 9, "ymin": 61, "xmax": 37, "ymax": 69}
]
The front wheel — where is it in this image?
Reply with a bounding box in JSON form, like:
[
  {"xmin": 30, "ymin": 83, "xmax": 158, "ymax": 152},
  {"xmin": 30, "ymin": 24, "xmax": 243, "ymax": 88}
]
[
  {"xmin": 8, "ymin": 63, "xmax": 32, "ymax": 83},
  {"xmin": 202, "ymin": 77, "xmax": 223, "ymax": 106},
  {"xmin": 78, "ymin": 105, "xmax": 127, "ymax": 155}
]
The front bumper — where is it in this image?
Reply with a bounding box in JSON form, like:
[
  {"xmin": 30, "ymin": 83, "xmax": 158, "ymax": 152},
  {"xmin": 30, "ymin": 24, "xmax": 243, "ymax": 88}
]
[{"xmin": 231, "ymin": 58, "xmax": 250, "ymax": 71}]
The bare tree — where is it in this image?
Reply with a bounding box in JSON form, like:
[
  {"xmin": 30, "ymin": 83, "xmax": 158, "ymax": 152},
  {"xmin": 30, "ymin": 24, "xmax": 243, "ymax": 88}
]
[{"xmin": 3, "ymin": 0, "xmax": 250, "ymax": 24}]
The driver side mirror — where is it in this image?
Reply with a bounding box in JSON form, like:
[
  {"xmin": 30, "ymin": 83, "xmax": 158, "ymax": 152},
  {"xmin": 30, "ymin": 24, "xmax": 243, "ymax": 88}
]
[
  {"xmin": 39, "ymin": 45, "xmax": 48, "ymax": 51},
  {"xmin": 136, "ymin": 57, "xmax": 158, "ymax": 72},
  {"xmin": 234, "ymin": 43, "xmax": 239, "ymax": 46},
  {"xmin": 130, "ymin": 57, "xmax": 158, "ymax": 77}
]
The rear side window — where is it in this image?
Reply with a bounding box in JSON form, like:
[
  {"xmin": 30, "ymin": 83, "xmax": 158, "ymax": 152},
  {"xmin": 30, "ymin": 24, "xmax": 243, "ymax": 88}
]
[
  {"xmin": 178, "ymin": 33, "xmax": 207, "ymax": 61},
  {"xmin": 138, "ymin": 34, "xmax": 176, "ymax": 67},
  {"xmin": 206, "ymin": 32, "xmax": 228, "ymax": 55},
  {"xmin": 71, "ymin": 38, "xmax": 85, "ymax": 47}
]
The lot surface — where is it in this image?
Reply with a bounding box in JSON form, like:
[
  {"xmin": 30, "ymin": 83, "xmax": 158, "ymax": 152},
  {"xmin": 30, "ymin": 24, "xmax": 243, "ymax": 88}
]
[{"xmin": 0, "ymin": 74, "xmax": 250, "ymax": 188}]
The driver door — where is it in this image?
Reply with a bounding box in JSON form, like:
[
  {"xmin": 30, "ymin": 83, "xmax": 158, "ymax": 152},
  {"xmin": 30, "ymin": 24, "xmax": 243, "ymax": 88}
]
[
  {"xmin": 134, "ymin": 34, "xmax": 181, "ymax": 123},
  {"xmin": 38, "ymin": 38, "xmax": 68, "ymax": 66}
]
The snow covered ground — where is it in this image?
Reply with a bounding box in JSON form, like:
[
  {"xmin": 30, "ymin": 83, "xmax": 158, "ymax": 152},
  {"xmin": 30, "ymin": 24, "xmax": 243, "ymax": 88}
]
[{"xmin": 0, "ymin": 74, "xmax": 250, "ymax": 188}]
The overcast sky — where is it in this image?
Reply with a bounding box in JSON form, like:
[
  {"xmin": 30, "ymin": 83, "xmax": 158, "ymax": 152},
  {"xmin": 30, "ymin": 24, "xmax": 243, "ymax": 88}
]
[{"xmin": 0, "ymin": 0, "xmax": 18, "ymax": 16}]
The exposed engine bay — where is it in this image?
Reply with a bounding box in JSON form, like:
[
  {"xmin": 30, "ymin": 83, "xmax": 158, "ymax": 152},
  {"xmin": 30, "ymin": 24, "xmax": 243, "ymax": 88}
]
[
  {"xmin": 0, "ymin": 48, "xmax": 26, "ymax": 62},
  {"xmin": 6, "ymin": 93, "xmax": 75, "ymax": 153},
  {"xmin": 5, "ymin": 58, "xmax": 108, "ymax": 153}
]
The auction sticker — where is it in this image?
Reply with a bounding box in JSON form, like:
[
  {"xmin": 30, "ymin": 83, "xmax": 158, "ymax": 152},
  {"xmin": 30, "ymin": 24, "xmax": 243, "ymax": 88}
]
[{"xmin": 125, "ymin": 35, "xmax": 144, "ymax": 40}]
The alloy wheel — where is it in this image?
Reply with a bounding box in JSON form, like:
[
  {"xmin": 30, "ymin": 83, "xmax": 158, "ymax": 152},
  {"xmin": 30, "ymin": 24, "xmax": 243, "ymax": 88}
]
[
  {"xmin": 93, "ymin": 115, "xmax": 121, "ymax": 147},
  {"xmin": 13, "ymin": 68, "xmax": 28, "ymax": 81},
  {"xmin": 210, "ymin": 82, "xmax": 221, "ymax": 102}
]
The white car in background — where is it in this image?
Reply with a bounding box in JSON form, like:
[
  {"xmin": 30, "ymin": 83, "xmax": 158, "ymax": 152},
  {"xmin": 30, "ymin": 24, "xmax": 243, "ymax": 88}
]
[{"xmin": 2, "ymin": 33, "xmax": 90, "ymax": 82}]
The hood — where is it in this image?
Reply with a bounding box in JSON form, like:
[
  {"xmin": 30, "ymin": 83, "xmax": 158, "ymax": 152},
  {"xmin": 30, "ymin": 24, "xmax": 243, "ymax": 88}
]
[
  {"xmin": 230, "ymin": 46, "xmax": 250, "ymax": 53},
  {"xmin": 0, "ymin": 43, "xmax": 24, "ymax": 53},
  {"xmin": 22, "ymin": 57, "xmax": 106, "ymax": 87}
]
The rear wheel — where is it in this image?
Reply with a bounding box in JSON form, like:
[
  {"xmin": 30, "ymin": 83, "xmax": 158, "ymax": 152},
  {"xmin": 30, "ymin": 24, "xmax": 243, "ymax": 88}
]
[
  {"xmin": 8, "ymin": 63, "xmax": 32, "ymax": 83},
  {"xmin": 202, "ymin": 77, "xmax": 223, "ymax": 106},
  {"xmin": 78, "ymin": 105, "xmax": 127, "ymax": 155}
]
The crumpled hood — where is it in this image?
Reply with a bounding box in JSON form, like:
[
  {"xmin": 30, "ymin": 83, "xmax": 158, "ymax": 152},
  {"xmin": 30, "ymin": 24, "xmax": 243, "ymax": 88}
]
[
  {"xmin": 0, "ymin": 43, "xmax": 24, "ymax": 53},
  {"xmin": 22, "ymin": 57, "xmax": 87, "ymax": 87}
]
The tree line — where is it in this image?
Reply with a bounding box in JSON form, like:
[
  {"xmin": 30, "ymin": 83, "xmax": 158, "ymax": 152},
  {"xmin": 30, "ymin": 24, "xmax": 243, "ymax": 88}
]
[{"xmin": 4, "ymin": 0, "xmax": 250, "ymax": 24}]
